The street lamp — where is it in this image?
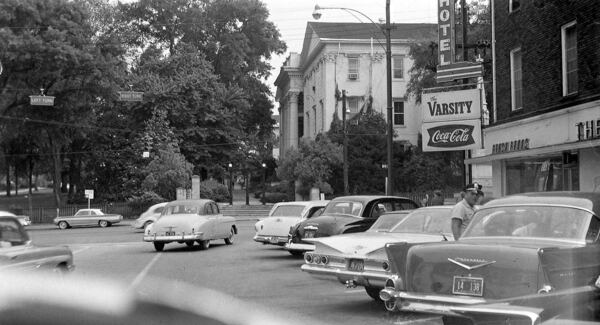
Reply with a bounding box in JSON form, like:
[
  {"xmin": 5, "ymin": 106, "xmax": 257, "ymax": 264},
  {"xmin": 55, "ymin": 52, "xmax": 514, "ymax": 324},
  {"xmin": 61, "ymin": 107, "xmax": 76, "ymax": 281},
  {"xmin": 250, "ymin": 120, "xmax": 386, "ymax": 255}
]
[
  {"xmin": 228, "ymin": 163, "xmax": 233, "ymax": 206},
  {"xmin": 261, "ymin": 163, "xmax": 267, "ymax": 205},
  {"xmin": 313, "ymin": 2, "xmax": 394, "ymax": 196}
]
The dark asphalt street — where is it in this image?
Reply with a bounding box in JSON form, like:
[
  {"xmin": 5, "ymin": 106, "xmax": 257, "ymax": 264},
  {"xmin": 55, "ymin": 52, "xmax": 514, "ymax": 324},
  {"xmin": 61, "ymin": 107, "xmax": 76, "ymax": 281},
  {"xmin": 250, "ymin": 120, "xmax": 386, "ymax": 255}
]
[{"xmin": 28, "ymin": 220, "xmax": 439, "ymax": 325}]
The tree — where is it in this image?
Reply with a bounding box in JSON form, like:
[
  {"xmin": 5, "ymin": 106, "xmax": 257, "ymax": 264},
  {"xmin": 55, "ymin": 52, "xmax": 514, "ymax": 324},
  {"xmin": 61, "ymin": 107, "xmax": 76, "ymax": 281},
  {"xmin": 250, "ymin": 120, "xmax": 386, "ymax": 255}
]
[
  {"xmin": 142, "ymin": 148, "xmax": 193, "ymax": 201},
  {"xmin": 276, "ymin": 135, "xmax": 342, "ymax": 199}
]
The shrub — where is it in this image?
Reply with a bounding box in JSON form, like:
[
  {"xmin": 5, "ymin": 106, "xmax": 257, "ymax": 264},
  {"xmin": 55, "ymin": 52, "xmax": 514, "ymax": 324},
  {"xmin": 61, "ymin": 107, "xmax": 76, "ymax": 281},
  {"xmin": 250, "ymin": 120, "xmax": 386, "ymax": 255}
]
[
  {"xmin": 259, "ymin": 192, "xmax": 288, "ymax": 204},
  {"xmin": 200, "ymin": 179, "xmax": 231, "ymax": 203},
  {"xmin": 127, "ymin": 191, "xmax": 167, "ymax": 216}
]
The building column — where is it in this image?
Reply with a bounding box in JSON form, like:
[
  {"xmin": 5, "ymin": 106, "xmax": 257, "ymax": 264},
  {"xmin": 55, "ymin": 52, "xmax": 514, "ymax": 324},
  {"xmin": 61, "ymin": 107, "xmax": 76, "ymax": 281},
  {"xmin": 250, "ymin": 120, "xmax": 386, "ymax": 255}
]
[{"xmin": 288, "ymin": 91, "xmax": 299, "ymax": 149}]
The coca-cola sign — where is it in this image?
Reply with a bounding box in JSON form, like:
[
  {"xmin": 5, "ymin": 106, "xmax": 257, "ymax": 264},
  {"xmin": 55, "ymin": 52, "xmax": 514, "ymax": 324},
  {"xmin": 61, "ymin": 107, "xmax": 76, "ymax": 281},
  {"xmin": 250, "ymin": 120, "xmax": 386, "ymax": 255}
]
[{"xmin": 422, "ymin": 121, "xmax": 481, "ymax": 152}]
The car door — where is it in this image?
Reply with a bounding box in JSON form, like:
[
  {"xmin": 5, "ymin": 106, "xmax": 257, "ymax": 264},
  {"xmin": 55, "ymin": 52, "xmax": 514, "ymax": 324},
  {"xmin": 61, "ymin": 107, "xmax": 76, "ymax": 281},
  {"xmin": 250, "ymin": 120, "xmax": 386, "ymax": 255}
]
[
  {"xmin": 70, "ymin": 210, "xmax": 88, "ymax": 226},
  {"xmin": 86, "ymin": 210, "xmax": 99, "ymax": 226},
  {"xmin": 204, "ymin": 203, "xmax": 218, "ymax": 239},
  {"xmin": 213, "ymin": 203, "xmax": 229, "ymax": 237}
]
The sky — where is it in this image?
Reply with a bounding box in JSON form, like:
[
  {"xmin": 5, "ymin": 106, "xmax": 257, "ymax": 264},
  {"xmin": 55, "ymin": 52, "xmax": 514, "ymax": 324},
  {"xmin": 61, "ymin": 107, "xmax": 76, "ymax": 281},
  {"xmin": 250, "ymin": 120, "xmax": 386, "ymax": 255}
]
[{"xmin": 260, "ymin": 0, "xmax": 439, "ymax": 111}]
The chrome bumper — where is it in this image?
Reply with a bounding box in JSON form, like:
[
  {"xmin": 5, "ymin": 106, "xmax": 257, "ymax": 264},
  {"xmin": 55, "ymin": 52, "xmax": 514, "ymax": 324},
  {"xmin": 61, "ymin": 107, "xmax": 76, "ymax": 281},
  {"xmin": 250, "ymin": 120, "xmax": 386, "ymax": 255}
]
[
  {"xmin": 253, "ymin": 235, "xmax": 288, "ymax": 245},
  {"xmin": 301, "ymin": 263, "xmax": 389, "ymax": 288},
  {"xmin": 284, "ymin": 242, "xmax": 315, "ymax": 252},
  {"xmin": 379, "ymin": 289, "xmax": 487, "ymax": 314},
  {"xmin": 143, "ymin": 233, "xmax": 203, "ymax": 242}
]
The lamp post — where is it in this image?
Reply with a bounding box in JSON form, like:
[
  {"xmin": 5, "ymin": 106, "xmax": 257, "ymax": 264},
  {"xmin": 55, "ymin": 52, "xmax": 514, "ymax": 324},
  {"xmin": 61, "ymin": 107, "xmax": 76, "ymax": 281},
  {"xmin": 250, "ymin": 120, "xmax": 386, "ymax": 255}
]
[
  {"xmin": 261, "ymin": 163, "xmax": 267, "ymax": 205},
  {"xmin": 228, "ymin": 163, "xmax": 233, "ymax": 205},
  {"xmin": 313, "ymin": 2, "xmax": 394, "ymax": 196}
]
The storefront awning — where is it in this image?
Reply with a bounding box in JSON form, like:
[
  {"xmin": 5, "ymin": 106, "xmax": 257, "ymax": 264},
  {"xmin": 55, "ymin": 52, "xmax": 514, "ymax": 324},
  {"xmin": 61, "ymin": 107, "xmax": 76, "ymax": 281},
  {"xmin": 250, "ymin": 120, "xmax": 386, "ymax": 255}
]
[{"xmin": 465, "ymin": 138, "xmax": 600, "ymax": 164}]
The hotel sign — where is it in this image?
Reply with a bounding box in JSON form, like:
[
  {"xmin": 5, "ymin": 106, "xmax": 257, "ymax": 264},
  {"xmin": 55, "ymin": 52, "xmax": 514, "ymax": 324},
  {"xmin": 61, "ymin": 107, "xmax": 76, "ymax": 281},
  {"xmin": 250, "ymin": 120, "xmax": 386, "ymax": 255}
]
[{"xmin": 437, "ymin": 0, "xmax": 455, "ymax": 67}]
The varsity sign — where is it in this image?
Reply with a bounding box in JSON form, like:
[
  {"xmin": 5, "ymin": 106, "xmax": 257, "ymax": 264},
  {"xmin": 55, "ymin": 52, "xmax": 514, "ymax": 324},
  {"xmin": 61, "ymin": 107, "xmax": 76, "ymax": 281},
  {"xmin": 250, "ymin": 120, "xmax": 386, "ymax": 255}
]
[
  {"xmin": 423, "ymin": 89, "xmax": 481, "ymax": 123},
  {"xmin": 437, "ymin": 0, "xmax": 455, "ymax": 67},
  {"xmin": 422, "ymin": 120, "xmax": 482, "ymax": 152}
]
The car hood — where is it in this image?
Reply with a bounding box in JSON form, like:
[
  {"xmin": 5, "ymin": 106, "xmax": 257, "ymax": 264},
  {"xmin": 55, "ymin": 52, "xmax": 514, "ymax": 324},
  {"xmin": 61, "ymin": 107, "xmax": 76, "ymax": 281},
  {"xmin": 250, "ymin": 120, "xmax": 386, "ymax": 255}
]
[
  {"xmin": 307, "ymin": 232, "xmax": 450, "ymax": 258},
  {"xmin": 152, "ymin": 214, "xmax": 207, "ymax": 232},
  {"xmin": 256, "ymin": 217, "xmax": 300, "ymax": 236}
]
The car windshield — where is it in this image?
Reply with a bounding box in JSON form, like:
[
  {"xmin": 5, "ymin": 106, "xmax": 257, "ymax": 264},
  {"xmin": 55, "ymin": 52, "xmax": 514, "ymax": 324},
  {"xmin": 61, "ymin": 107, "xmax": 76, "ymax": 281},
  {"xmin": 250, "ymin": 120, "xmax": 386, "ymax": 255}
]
[
  {"xmin": 270, "ymin": 205, "xmax": 305, "ymax": 217},
  {"xmin": 390, "ymin": 209, "xmax": 452, "ymax": 234},
  {"xmin": 322, "ymin": 201, "xmax": 363, "ymax": 217},
  {"xmin": 0, "ymin": 218, "xmax": 28, "ymax": 246},
  {"xmin": 462, "ymin": 205, "xmax": 593, "ymax": 241},
  {"xmin": 162, "ymin": 205, "xmax": 199, "ymax": 216},
  {"xmin": 368, "ymin": 212, "xmax": 410, "ymax": 232}
]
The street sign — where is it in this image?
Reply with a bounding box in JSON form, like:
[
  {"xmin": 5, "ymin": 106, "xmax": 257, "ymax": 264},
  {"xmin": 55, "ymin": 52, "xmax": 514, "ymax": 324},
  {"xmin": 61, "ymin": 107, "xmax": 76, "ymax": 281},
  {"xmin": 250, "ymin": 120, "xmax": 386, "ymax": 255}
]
[
  {"xmin": 84, "ymin": 189, "xmax": 94, "ymax": 200},
  {"xmin": 118, "ymin": 91, "xmax": 143, "ymax": 102},
  {"xmin": 436, "ymin": 62, "xmax": 483, "ymax": 83},
  {"xmin": 29, "ymin": 96, "xmax": 55, "ymax": 106}
]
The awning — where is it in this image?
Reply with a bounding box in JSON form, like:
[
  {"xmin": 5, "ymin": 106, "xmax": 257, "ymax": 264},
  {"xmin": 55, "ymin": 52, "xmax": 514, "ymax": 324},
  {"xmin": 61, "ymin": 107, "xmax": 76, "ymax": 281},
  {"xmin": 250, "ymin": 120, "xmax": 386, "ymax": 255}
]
[{"xmin": 465, "ymin": 138, "xmax": 600, "ymax": 164}]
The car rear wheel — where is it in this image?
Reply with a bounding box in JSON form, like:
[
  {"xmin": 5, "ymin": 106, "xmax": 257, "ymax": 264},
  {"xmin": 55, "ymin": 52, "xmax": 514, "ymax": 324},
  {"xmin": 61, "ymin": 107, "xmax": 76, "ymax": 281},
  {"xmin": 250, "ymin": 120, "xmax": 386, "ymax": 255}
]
[
  {"xmin": 224, "ymin": 227, "xmax": 235, "ymax": 245},
  {"xmin": 153, "ymin": 242, "xmax": 165, "ymax": 252},
  {"xmin": 288, "ymin": 250, "xmax": 303, "ymax": 257},
  {"xmin": 58, "ymin": 221, "xmax": 69, "ymax": 230},
  {"xmin": 185, "ymin": 241, "xmax": 194, "ymax": 247},
  {"xmin": 199, "ymin": 240, "xmax": 210, "ymax": 250},
  {"xmin": 99, "ymin": 220, "xmax": 108, "ymax": 228},
  {"xmin": 365, "ymin": 286, "xmax": 382, "ymax": 301}
]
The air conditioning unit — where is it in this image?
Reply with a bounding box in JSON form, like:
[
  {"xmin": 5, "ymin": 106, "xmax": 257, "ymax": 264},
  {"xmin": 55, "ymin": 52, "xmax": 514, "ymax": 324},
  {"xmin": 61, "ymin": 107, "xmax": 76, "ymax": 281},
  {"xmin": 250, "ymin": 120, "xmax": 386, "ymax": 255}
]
[{"xmin": 348, "ymin": 73, "xmax": 358, "ymax": 80}]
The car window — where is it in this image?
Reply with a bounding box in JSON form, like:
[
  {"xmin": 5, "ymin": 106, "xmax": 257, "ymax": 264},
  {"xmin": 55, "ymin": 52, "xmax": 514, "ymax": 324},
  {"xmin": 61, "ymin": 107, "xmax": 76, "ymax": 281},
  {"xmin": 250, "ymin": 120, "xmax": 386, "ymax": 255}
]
[
  {"xmin": 154, "ymin": 207, "xmax": 164, "ymax": 214},
  {"xmin": 323, "ymin": 201, "xmax": 363, "ymax": 216},
  {"xmin": 369, "ymin": 212, "xmax": 409, "ymax": 232},
  {"xmin": 163, "ymin": 205, "xmax": 199, "ymax": 216},
  {"xmin": 0, "ymin": 218, "xmax": 28, "ymax": 246},
  {"xmin": 390, "ymin": 209, "xmax": 452, "ymax": 234},
  {"xmin": 307, "ymin": 207, "xmax": 325, "ymax": 219},
  {"xmin": 205, "ymin": 204, "xmax": 213, "ymax": 215},
  {"xmin": 585, "ymin": 216, "xmax": 600, "ymax": 243},
  {"xmin": 393, "ymin": 200, "xmax": 419, "ymax": 210},
  {"xmin": 75, "ymin": 210, "xmax": 86, "ymax": 216},
  {"xmin": 212, "ymin": 203, "xmax": 220, "ymax": 215},
  {"xmin": 463, "ymin": 206, "xmax": 592, "ymax": 240},
  {"xmin": 271, "ymin": 205, "xmax": 306, "ymax": 217},
  {"xmin": 90, "ymin": 210, "xmax": 98, "ymax": 216}
]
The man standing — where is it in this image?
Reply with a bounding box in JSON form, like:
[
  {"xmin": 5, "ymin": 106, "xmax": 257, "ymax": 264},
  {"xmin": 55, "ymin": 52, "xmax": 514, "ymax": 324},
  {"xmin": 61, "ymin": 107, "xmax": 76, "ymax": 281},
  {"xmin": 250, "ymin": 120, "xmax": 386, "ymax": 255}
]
[{"xmin": 451, "ymin": 183, "xmax": 482, "ymax": 240}]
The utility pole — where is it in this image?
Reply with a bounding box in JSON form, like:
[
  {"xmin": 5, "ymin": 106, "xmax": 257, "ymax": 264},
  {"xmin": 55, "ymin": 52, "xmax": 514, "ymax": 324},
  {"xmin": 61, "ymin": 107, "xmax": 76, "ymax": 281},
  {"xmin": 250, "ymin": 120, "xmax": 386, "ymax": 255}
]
[
  {"xmin": 342, "ymin": 90, "xmax": 349, "ymax": 196},
  {"xmin": 385, "ymin": 0, "xmax": 394, "ymax": 196},
  {"xmin": 461, "ymin": 0, "xmax": 473, "ymax": 184}
]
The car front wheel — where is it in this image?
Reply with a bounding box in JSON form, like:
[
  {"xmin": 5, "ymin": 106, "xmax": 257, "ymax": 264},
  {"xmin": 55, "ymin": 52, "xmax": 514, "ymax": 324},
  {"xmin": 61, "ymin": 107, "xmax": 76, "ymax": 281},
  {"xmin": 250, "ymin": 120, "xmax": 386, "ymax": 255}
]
[
  {"xmin": 99, "ymin": 220, "xmax": 108, "ymax": 228},
  {"xmin": 153, "ymin": 242, "xmax": 165, "ymax": 252},
  {"xmin": 224, "ymin": 227, "xmax": 235, "ymax": 245},
  {"xmin": 58, "ymin": 221, "xmax": 69, "ymax": 230}
]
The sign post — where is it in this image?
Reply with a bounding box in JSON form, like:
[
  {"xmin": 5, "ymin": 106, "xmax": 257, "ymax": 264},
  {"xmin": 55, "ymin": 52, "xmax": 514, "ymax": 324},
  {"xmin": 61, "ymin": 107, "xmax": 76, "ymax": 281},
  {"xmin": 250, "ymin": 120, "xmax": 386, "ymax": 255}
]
[
  {"xmin": 84, "ymin": 189, "xmax": 94, "ymax": 210},
  {"xmin": 118, "ymin": 91, "xmax": 143, "ymax": 102}
]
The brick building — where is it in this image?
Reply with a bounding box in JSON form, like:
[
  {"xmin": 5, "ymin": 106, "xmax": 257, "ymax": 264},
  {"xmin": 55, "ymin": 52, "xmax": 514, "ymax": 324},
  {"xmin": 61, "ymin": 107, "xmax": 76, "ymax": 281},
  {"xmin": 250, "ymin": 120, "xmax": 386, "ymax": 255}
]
[{"xmin": 468, "ymin": 0, "xmax": 600, "ymax": 197}]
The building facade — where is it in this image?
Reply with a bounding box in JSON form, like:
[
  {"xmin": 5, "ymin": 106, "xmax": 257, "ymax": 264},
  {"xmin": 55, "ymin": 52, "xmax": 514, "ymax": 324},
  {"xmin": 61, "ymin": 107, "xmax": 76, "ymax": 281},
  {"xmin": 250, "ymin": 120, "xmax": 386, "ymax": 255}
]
[
  {"xmin": 467, "ymin": 0, "xmax": 600, "ymax": 197},
  {"xmin": 274, "ymin": 22, "xmax": 437, "ymax": 157}
]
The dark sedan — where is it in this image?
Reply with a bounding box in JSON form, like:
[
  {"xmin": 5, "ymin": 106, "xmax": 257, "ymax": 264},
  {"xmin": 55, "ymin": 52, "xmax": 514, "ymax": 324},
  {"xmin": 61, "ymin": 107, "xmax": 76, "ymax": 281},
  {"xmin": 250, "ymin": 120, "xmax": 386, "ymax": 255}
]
[
  {"xmin": 285, "ymin": 195, "xmax": 419, "ymax": 255},
  {"xmin": 379, "ymin": 192, "xmax": 600, "ymax": 324},
  {"xmin": 0, "ymin": 216, "xmax": 74, "ymax": 273}
]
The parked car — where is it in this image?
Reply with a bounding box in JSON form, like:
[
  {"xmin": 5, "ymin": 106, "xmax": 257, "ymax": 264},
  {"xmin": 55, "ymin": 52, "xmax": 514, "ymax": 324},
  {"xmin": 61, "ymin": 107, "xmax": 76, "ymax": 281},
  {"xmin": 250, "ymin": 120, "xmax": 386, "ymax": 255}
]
[
  {"xmin": 144, "ymin": 199, "xmax": 237, "ymax": 252},
  {"xmin": 301, "ymin": 206, "xmax": 453, "ymax": 301},
  {"xmin": 0, "ymin": 215, "xmax": 74, "ymax": 273},
  {"xmin": 254, "ymin": 200, "xmax": 328, "ymax": 248},
  {"xmin": 379, "ymin": 191, "xmax": 600, "ymax": 321},
  {"xmin": 132, "ymin": 202, "xmax": 168, "ymax": 230},
  {"xmin": 54, "ymin": 209, "xmax": 123, "ymax": 229},
  {"xmin": 285, "ymin": 196, "xmax": 419, "ymax": 255},
  {"xmin": 0, "ymin": 211, "xmax": 31, "ymax": 227}
]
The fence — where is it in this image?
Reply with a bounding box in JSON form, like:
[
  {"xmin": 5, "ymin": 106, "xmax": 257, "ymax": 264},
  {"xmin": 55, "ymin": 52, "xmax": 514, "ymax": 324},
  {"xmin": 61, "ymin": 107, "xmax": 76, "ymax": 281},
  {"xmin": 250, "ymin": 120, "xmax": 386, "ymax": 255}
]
[{"xmin": 12, "ymin": 202, "xmax": 138, "ymax": 224}]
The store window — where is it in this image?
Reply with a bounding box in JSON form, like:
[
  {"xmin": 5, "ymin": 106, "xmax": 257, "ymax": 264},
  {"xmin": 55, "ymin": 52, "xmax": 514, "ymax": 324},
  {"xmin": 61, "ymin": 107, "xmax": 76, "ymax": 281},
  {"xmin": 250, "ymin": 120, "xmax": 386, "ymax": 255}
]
[{"xmin": 505, "ymin": 154, "xmax": 579, "ymax": 195}]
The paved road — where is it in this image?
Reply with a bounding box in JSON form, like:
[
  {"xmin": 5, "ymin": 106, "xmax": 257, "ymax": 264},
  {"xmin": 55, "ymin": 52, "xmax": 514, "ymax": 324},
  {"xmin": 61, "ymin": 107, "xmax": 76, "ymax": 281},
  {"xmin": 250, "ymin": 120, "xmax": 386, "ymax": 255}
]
[{"xmin": 28, "ymin": 220, "xmax": 439, "ymax": 325}]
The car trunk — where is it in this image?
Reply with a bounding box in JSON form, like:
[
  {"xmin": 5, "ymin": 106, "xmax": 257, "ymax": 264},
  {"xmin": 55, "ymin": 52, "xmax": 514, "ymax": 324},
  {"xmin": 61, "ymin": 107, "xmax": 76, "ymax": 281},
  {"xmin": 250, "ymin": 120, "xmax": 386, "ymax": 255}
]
[
  {"xmin": 405, "ymin": 241, "xmax": 543, "ymax": 300},
  {"xmin": 153, "ymin": 214, "xmax": 203, "ymax": 235},
  {"xmin": 257, "ymin": 217, "xmax": 300, "ymax": 236}
]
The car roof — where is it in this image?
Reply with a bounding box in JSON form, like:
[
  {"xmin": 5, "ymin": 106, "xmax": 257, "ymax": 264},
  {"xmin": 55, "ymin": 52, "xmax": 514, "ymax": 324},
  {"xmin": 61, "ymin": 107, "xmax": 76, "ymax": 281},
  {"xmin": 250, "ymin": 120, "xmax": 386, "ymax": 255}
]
[
  {"xmin": 166, "ymin": 199, "xmax": 214, "ymax": 206},
  {"xmin": 0, "ymin": 210, "xmax": 17, "ymax": 217},
  {"xmin": 329, "ymin": 195, "xmax": 413, "ymax": 203},
  {"xmin": 484, "ymin": 192, "xmax": 600, "ymax": 215},
  {"xmin": 274, "ymin": 201, "xmax": 329, "ymax": 207}
]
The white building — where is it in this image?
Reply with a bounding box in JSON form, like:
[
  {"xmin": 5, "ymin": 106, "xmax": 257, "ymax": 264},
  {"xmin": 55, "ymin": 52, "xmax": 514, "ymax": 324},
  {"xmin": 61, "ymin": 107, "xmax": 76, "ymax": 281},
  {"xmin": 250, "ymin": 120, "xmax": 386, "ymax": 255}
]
[{"xmin": 274, "ymin": 22, "xmax": 437, "ymax": 157}]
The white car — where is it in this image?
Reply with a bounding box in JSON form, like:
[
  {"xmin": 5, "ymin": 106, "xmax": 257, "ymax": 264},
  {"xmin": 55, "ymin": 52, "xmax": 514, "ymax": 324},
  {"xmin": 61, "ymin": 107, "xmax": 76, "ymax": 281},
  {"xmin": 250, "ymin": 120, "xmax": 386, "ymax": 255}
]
[
  {"xmin": 253, "ymin": 201, "xmax": 328, "ymax": 247},
  {"xmin": 144, "ymin": 199, "xmax": 236, "ymax": 252},
  {"xmin": 0, "ymin": 211, "xmax": 31, "ymax": 227},
  {"xmin": 132, "ymin": 202, "xmax": 168, "ymax": 230}
]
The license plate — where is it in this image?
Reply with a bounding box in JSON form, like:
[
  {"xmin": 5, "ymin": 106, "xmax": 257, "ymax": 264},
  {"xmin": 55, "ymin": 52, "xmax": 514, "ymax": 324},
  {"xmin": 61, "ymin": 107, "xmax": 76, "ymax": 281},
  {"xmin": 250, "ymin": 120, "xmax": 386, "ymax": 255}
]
[
  {"xmin": 165, "ymin": 231, "xmax": 176, "ymax": 236},
  {"xmin": 304, "ymin": 231, "xmax": 315, "ymax": 238},
  {"xmin": 348, "ymin": 259, "xmax": 364, "ymax": 272},
  {"xmin": 452, "ymin": 276, "xmax": 484, "ymax": 296}
]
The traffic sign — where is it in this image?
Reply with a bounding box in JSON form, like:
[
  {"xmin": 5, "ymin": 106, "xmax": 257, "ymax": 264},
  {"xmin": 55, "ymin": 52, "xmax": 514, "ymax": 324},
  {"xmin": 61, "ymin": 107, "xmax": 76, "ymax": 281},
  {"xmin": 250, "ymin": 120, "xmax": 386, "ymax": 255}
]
[
  {"xmin": 436, "ymin": 62, "xmax": 483, "ymax": 83},
  {"xmin": 85, "ymin": 189, "xmax": 94, "ymax": 200},
  {"xmin": 118, "ymin": 91, "xmax": 143, "ymax": 102},
  {"xmin": 30, "ymin": 96, "xmax": 55, "ymax": 106}
]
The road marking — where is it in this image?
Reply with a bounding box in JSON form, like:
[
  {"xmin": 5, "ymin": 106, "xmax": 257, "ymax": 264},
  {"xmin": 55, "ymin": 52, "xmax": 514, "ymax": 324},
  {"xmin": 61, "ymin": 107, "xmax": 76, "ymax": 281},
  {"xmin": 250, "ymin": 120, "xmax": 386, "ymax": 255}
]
[{"xmin": 129, "ymin": 253, "xmax": 162, "ymax": 289}]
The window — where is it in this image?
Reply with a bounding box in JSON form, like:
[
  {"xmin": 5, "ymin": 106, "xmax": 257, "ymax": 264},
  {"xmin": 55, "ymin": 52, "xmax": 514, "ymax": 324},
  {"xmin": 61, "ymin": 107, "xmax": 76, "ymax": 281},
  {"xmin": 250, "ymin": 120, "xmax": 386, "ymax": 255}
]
[
  {"xmin": 393, "ymin": 101, "xmax": 404, "ymax": 126},
  {"xmin": 312, "ymin": 105, "xmax": 317, "ymax": 136},
  {"xmin": 562, "ymin": 21, "xmax": 578, "ymax": 96},
  {"xmin": 347, "ymin": 56, "xmax": 359, "ymax": 80},
  {"xmin": 347, "ymin": 97, "xmax": 360, "ymax": 115},
  {"xmin": 510, "ymin": 48, "xmax": 522, "ymax": 110},
  {"xmin": 393, "ymin": 55, "xmax": 404, "ymax": 79},
  {"xmin": 505, "ymin": 156, "xmax": 579, "ymax": 195},
  {"xmin": 509, "ymin": 0, "xmax": 520, "ymax": 12}
]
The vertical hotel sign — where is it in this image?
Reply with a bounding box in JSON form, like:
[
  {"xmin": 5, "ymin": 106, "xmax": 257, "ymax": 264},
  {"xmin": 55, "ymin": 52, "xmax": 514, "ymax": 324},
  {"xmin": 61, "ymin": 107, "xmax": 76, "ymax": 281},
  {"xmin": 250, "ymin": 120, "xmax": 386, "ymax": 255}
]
[
  {"xmin": 422, "ymin": 89, "xmax": 482, "ymax": 152},
  {"xmin": 438, "ymin": 0, "xmax": 455, "ymax": 67}
]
